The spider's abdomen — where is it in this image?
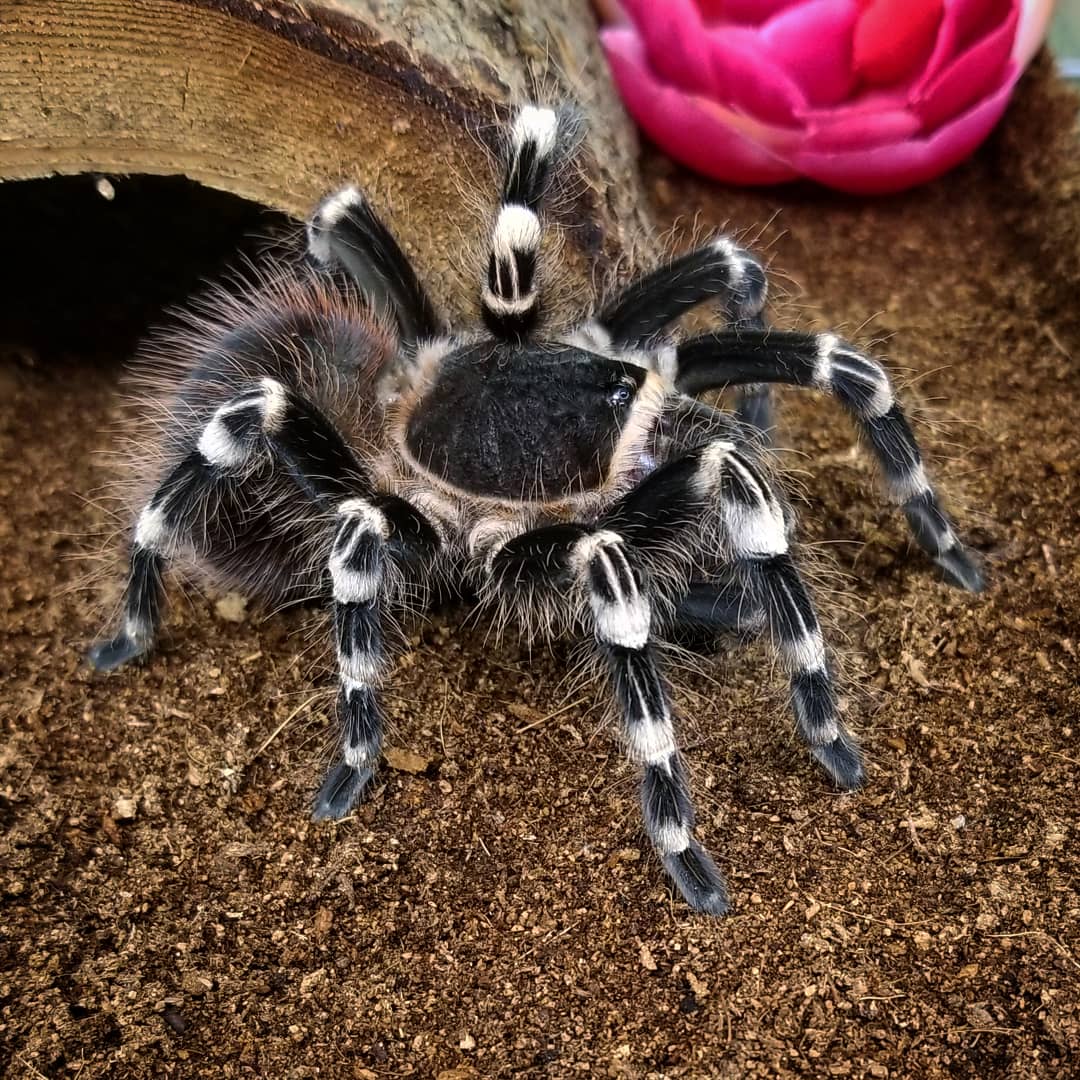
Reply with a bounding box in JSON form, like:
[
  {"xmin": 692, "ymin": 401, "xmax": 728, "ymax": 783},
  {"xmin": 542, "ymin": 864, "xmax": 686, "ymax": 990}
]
[
  {"xmin": 163, "ymin": 274, "xmax": 393, "ymax": 440},
  {"xmin": 401, "ymin": 341, "xmax": 656, "ymax": 503},
  {"xmin": 127, "ymin": 269, "xmax": 397, "ymax": 603}
]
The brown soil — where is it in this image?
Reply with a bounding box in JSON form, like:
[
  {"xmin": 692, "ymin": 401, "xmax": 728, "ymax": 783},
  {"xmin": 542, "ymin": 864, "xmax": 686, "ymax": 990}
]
[{"xmin": 2, "ymin": 61, "xmax": 1078, "ymax": 1080}]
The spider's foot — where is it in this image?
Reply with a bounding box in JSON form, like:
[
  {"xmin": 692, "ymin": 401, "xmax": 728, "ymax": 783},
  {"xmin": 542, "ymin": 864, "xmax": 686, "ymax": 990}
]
[
  {"xmin": 311, "ymin": 762, "xmax": 377, "ymax": 821},
  {"xmin": 902, "ymin": 493, "xmax": 986, "ymax": 593},
  {"xmin": 662, "ymin": 840, "xmax": 731, "ymax": 916},
  {"xmin": 87, "ymin": 633, "xmax": 149, "ymax": 672},
  {"xmin": 811, "ymin": 731, "xmax": 865, "ymax": 791},
  {"xmin": 935, "ymin": 543, "xmax": 986, "ymax": 594}
]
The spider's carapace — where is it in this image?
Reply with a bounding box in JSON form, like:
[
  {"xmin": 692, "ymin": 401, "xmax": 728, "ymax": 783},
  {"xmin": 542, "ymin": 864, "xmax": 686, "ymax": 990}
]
[{"xmin": 402, "ymin": 341, "xmax": 662, "ymax": 502}]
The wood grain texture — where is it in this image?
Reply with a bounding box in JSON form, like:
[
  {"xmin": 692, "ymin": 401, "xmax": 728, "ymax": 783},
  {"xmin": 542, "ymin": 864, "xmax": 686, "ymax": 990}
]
[{"xmin": 0, "ymin": 0, "xmax": 651, "ymax": 306}]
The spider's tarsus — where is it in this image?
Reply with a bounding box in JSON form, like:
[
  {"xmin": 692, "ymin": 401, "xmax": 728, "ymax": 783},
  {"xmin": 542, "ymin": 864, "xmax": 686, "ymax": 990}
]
[
  {"xmin": 311, "ymin": 762, "xmax": 376, "ymax": 821},
  {"xmin": 935, "ymin": 545, "xmax": 986, "ymax": 594},
  {"xmin": 662, "ymin": 842, "xmax": 731, "ymax": 916},
  {"xmin": 900, "ymin": 489, "xmax": 986, "ymax": 593},
  {"xmin": 811, "ymin": 731, "xmax": 865, "ymax": 791},
  {"xmin": 87, "ymin": 634, "xmax": 147, "ymax": 672}
]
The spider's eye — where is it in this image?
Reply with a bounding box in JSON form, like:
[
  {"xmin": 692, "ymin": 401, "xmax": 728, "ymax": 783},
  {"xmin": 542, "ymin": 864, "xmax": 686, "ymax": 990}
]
[{"xmin": 608, "ymin": 378, "xmax": 636, "ymax": 409}]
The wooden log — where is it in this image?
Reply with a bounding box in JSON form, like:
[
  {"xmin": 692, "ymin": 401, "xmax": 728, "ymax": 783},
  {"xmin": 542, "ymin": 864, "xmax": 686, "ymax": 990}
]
[{"xmin": 0, "ymin": 0, "xmax": 651, "ymax": 308}]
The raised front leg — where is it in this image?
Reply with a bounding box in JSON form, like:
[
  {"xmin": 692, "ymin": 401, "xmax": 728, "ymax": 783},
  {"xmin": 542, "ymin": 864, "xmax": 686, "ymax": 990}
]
[
  {"xmin": 480, "ymin": 105, "xmax": 580, "ymax": 340},
  {"xmin": 593, "ymin": 240, "xmax": 774, "ymax": 438},
  {"xmin": 596, "ymin": 239, "xmax": 767, "ymax": 348}
]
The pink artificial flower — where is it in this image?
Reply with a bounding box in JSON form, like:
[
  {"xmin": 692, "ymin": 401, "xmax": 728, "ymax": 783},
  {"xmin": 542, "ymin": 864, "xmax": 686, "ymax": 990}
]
[{"xmin": 599, "ymin": 0, "xmax": 1055, "ymax": 194}]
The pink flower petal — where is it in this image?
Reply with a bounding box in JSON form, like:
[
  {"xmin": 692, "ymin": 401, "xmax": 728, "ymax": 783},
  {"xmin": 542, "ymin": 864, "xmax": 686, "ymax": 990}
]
[
  {"xmin": 793, "ymin": 63, "xmax": 1019, "ymax": 194},
  {"xmin": 706, "ymin": 26, "xmax": 808, "ymax": 125},
  {"xmin": 854, "ymin": 0, "xmax": 943, "ymax": 86},
  {"xmin": 619, "ymin": 0, "xmax": 716, "ymax": 94},
  {"xmin": 951, "ymin": 0, "xmax": 1013, "ymax": 48},
  {"xmin": 760, "ymin": 0, "xmax": 859, "ymax": 105},
  {"xmin": 799, "ymin": 85, "xmax": 916, "ymax": 122},
  {"xmin": 914, "ymin": 3, "xmax": 1018, "ymax": 130},
  {"xmin": 603, "ymin": 0, "xmax": 1034, "ymax": 195},
  {"xmin": 697, "ymin": 0, "xmax": 803, "ymax": 22},
  {"xmin": 601, "ymin": 27, "xmax": 800, "ymax": 185},
  {"xmin": 802, "ymin": 106, "xmax": 922, "ymax": 152},
  {"xmin": 1012, "ymin": 0, "xmax": 1054, "ymax": 66},
  {"xmin": 920, "ymin": 0, "xmax": 1014, "ymax": 87}
]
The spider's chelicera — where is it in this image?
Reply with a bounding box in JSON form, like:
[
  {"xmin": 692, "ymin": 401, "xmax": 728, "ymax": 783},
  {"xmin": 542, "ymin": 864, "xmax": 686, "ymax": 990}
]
[{"xmin": 90, "ymin": 106, "xmax": 984, "ymax": 914}]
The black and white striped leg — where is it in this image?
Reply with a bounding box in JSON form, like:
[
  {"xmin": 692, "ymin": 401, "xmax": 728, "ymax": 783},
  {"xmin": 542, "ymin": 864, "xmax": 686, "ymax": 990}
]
[
  {"xmin": 307, "ymin": 186, "xmax": 444, "ymax": 345},
  {"xmin": 87, "ymin": 454, "xmax": 208, "ymax": 670},
  {"xmin": 675, "ymin": 328, "xmax": 985, "ymax": 592},
  {"xmin": 587, "ymin": 544, "xmax": 729, "ymax": 914},
  {"xmin": 744, "ymin": 554, "xmax": 862, "ymax": 789},
  {"xmin": 481, "ymin": 106, "xmax": 568, "ymax": 339},
  {"xmin": 313, "ymin": 499, "xmax": 390, "ymax": 820},
  {"xmin": 205, "ymin": 381, "xmax": 441, "ymax": 814},
  {"xmin": 88, "ymin": 381, "xmax": 280, "ymax": 671},
  {"xmin": 316, "ymin": 492, "xmax": 439, "ymax": 819},
  {"xmin": 91, "ymin": 380, "xmax": 439, "ymax": 816},
  {"xmin": 596, "ymin": 238, "xmax": 767, "ymax": 348},
  {"xmin": 672, "ymin": 578, "xmax": 766, "ymax": 651},
  {"xmin": 90, "ymin": 380, "xmax": 320, "ymax": 670},
  {"xmin": 487, "ymin": 527, "xmax": 729, "ymax": 914},
  {"xmin": 703, "ymin": 445, "xmax": 862, "ymax": 787},
  {"xmin": 606, "ymin": 439, "xmax": 863, "ymax": 789}
]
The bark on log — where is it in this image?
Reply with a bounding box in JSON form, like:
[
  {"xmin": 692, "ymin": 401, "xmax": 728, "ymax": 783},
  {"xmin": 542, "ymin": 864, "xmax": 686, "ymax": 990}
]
[{"xmin": 0, "ymin": 0, "xmax": 651, "ymax": 309}]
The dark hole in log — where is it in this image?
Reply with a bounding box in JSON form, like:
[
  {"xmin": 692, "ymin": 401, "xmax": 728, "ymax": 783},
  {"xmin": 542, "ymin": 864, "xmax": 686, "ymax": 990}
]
[{"xmin": 0, "ymin": 175, "xmax": 292, "ymax": 361}]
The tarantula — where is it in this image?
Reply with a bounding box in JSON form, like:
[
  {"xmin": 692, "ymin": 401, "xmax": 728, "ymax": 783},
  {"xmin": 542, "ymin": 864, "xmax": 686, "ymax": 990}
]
[{"xmin": 90, "ymin": 105, "xmax": 983, "ymax": 914}]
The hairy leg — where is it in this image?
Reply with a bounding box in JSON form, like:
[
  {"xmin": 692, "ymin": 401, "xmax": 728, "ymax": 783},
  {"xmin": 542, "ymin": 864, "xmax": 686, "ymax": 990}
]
[
  {"xmin": 91, "ymin": 377, "xmax": 439, "ymax": 815},
  {"xmin": 676, "ymin": 327, "xmax": 985, "ymax": 591},
  {"xmin": 479, "ymin": 521, "xmax": 730, "ymax": 914},
  {"xmin": 604, "ymin": 439, "xmax": 863, "ymax": 788},
  {"xmin": 593, "ymin": 240, "xmax": 773, "ymax": 434},
  {"xmin": 307, "ymin": 187, "xmax": 444, "ymax": 346},
  {"xmin": 480, "ymin": 105, "xmax": 580, "ymax": 340}
]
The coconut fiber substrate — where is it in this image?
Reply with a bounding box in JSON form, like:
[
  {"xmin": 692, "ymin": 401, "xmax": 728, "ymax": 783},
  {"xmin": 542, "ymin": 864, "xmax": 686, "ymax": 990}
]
[{"xmin": 2, "ymin": 58, "xmax": 1078, "ymax": 1080}]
